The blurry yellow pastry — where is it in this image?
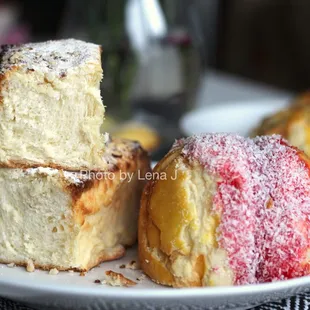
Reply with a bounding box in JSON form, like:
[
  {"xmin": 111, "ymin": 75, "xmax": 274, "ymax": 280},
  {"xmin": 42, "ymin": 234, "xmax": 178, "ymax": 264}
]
[
  {"xmin": 112, "ymin": 122, "xmax": 160, "ymax": 152},
  {"xmin": 251, "ymin": 91, "xmax": 310, "ymax": 156}
]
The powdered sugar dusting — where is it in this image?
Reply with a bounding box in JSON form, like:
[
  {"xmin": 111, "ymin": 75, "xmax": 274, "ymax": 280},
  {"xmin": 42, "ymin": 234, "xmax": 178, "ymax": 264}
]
[
  {"xmin": 63, "ymin": 171, "xmax": 87, "ymax": 184},
  {"xmin": 25, "ymin": 167, "xmax": 59, "ymax": 177},
  {"xmin": 0, "ymin": 39, "xmax": 100, "ymax": 76},
  {"xmin": 24, "ymin": 167, "xmax": 87, "ymax": 184},
  {"xmin": 176, "ymin": 133, "xmax": 310, "ymax": 284}
]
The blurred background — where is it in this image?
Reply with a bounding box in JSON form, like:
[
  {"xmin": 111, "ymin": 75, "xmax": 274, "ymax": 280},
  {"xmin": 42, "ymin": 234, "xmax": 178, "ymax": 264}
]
[{"xmin": 1, "ymin": 0, "xmax": 308, "ymax": 159}]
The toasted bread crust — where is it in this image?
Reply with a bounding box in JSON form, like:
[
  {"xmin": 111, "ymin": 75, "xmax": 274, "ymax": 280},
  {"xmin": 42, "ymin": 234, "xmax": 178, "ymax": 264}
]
[
  {"xmin": 139, "ymin": 147, "xmax": 182, "ymax": 287},
  {"xmin": 70, "ymin": 139, "xmax": 150, "ymax": 226}
]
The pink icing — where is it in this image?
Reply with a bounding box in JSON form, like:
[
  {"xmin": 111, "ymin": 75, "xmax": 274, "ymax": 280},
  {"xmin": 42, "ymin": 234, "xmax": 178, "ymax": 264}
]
[{"xmin": 176, "ymin": 133, "xmax": 310, "ymax": 284}]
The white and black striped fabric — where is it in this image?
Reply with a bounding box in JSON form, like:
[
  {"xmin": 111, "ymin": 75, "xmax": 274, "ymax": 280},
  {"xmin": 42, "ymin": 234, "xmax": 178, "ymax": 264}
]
[
  {"xmin": 1, "ymin": 294, "xmax": 310, "ymax": 310},
  {"xmin": 253, "ymin": 293, "xmax": 310, "ymax": 310},
  {"xmin": 0, "ymin": 299, "xmax": 33, "ymax": 310}
]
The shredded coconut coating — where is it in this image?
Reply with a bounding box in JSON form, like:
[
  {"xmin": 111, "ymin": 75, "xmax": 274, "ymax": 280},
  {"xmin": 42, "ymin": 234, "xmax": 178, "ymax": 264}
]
[
  {"xmin": 177, "ymin": 134, "xmax": 267, "ymax": 284},
  {"xmin": 254, "ymin": 135, "xmax": 310, "ymax": 282},
  {"xmin": 176, "ymin": 133, "xmax": 310, "ymax": 284}
]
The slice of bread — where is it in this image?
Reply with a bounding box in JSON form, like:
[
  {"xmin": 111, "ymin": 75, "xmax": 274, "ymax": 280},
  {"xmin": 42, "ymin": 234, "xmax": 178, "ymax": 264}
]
[
  {"xmin": 0, "ymin": 39, "xmax": 107, "ymax": 171},
  {"xmin": 0, "ymin": 139, "xmax": 150, "ymax": 272}
]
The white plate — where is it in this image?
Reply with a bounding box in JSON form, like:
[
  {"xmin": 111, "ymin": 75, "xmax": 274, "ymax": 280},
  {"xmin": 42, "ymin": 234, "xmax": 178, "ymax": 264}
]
[
  {"xmin": 2, "ymin": 98, "xmax": 310, "ymax": 310},
  {"xmin": 180, "ymin": 99, "xmax": 289, "ymax": 137},
  {"xmin": 1, "ymin": 247, "xmax": 310, "ymax": 310}
]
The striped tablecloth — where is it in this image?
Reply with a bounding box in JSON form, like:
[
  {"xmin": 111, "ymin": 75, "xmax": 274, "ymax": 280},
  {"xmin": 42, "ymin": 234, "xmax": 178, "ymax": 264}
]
[{"xmin": 1, "ymin": 293, "xmax": 310, "ymax": 310}]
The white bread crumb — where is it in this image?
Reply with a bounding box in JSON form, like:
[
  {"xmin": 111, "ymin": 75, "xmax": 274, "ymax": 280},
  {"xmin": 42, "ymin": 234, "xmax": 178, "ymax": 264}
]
[
  {"xmin": 137, "ymin": 274, "xmax": 146, "ymax": 281},
  {"xmin": 26, "ymin": 260, "xmax": 35, "ymax": 272},
  {"xmin": 7, "ymin": 263, "xmax": 15, "ymax": 268},
  {"xmin": 126, "ymin": 260, "xmax": 140, "ymax": 270},
  {"xmin": 119, "ymin": 260, "xmax": 140, "ymax": 270},
  {"xmin": 49, "ymin": 268, "xmax": 59, "ymax": 275}
]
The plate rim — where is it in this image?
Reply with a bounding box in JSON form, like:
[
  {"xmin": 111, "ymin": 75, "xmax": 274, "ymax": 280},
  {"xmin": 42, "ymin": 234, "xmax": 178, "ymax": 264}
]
[
  {"xmin": 180, "ymin": 98, "xmax": 289, "ymax": 137},
  {"xmin": 1, "ymin": 269, "xmax": 310, "ymax": 300}
]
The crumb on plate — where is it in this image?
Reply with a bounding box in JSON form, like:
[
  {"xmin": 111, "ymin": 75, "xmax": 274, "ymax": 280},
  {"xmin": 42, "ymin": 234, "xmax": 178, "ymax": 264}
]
[
  {"xmin": 7, "ymin": 263, "xmax": 15, "ymax": 268},
  {"xmin": 26, "ymin": 260, "xmax": 35, "ymax": 273},
  {"xmin": 104, "ymin": 270, "xmax": 137, "ymax": 287},
  {"xmin": 49, "ymin": 268, "xmax": 59, "ymax": 275},
  {"xmin": 119, "ymin": 260, "xmax": 140, "ymax": 270},
  {"xmin": 136, "ymin": 274, "xmax": 146, "ymax": 281}
]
